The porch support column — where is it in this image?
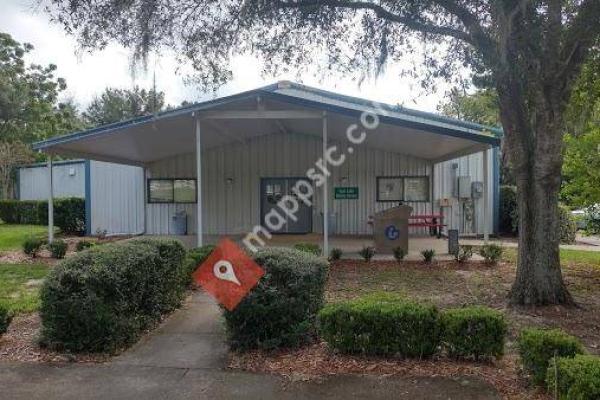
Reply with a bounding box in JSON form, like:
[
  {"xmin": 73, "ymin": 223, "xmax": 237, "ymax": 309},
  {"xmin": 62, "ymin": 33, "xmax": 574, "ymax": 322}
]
[
  {"xmin": 322, "ymin": 112, "xmax": 329, "ymax": 257},
  {"xmin": 196, "ymin": 117, "xmax": 203, "ymax": 247},
  {"xmin": 47, "ymin": 155, "xmax": 54, "ymax": 243},
  {"xmin": 482, "ymin": 147, "xmax": 490, "ymax": 243}
]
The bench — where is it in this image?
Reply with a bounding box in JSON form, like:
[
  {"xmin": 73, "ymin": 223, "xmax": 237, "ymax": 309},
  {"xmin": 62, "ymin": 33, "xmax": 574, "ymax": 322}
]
[{"xmin": 367, "ymin": 213, "xmax": 446, "ymax": 238}]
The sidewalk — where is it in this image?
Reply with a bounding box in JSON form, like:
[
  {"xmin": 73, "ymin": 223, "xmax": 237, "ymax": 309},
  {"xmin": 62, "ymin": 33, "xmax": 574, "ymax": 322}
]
[{"xmin": 0, "ymin": 291, "xmax": 501, "ymax": 399}]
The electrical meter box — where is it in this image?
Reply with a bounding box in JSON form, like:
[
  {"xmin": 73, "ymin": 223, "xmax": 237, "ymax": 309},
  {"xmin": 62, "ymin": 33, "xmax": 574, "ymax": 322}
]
[
  {"xmin": 471, "ymin": 181, "xmax": 484, "ymax": 199},
  {"xmin": 458, "ymin": 176, "xmax": 472, "ymax": 198}
]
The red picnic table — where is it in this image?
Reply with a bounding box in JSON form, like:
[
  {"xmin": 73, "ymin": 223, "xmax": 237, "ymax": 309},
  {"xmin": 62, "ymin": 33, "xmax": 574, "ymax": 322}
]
[{"xmin": 367, "ymin": 213, "xmax": 446, "ymax": 238}]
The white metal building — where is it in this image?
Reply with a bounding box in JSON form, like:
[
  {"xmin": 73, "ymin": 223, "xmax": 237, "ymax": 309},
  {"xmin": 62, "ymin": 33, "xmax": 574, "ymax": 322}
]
[{"xmin": 31, "ymin": 81, "xmax": 501, "ymax": 252}]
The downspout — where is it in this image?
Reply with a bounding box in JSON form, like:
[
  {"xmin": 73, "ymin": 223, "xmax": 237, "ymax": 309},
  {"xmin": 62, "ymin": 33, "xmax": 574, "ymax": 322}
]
[{"xmin": 85, "ymin": 160, "xmax": 92, "ymax": 236}]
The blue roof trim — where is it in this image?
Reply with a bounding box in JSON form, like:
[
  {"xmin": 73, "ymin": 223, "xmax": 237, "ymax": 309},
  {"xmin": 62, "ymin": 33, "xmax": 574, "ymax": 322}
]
[{"xmin": 33, "ymin": 81, "xmax": 501, "ymax": 150}]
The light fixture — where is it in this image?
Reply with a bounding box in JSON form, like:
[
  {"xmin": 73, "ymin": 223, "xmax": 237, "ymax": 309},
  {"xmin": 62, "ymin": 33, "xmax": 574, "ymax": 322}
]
[
  {"xmin": 226, "ymin": 177, "xmax": 234, "ymax": 184},
  {"xmin": 339, "ymin": 176, "xmax": 349, "ymax": 183}
]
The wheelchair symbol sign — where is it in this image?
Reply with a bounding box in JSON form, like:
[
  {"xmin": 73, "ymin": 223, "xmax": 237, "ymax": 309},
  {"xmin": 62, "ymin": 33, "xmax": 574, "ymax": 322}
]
[{"xmin": 385, "ymin": 225, "xmax": 400, "ymax": 240}]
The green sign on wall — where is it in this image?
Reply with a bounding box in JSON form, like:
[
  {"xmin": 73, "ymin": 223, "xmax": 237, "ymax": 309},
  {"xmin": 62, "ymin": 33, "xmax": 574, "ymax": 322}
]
[{"xmin": 334, "ymin": 187, "xmax": 359, "ymax": 200}]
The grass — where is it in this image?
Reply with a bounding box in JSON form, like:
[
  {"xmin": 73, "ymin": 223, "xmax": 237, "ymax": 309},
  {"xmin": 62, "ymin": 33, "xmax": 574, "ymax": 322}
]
[
  {"xmin": 0, "ymin": 224, "xmax": 48, "ymax": 251},
  {"xmin": 0, "ymin": 263, "xmax": 49, "ymax": 314},
  {"xmin": 502, "ymin": 247, "xmax": 600, "ymax": 267}
]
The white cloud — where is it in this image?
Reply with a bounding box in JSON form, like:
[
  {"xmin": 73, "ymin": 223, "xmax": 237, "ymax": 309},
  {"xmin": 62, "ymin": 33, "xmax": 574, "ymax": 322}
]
[{"xmin": 1, "ymin": 0, "xmax": 450, "ymax": 113}]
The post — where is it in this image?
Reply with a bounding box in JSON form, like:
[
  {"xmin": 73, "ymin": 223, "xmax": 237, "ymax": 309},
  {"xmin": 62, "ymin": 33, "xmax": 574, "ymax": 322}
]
[
  {"xmin": 482, "ymin": 148, "xmax": 489, "ymax": 243},
  {"xmin": 322, "ymin": 112, "xmax": 329, "ymax": 256},
  {"xmin": 47, "ymin": 155, "xmax": 54, "ymax": 243},
  {"xmin": 196, "ymin": 117, "xmax": 203, "ymax": 247}
]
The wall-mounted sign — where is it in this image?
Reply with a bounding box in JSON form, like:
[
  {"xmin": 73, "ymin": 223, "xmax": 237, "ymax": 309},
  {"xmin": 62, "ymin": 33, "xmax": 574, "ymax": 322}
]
[{"xmin": 334, "ymin": 186, "xmax": 359, "ymax": 200}]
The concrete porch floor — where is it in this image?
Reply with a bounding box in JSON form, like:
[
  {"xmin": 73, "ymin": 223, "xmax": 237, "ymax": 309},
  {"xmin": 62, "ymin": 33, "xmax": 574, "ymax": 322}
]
[{"xmin": 152, "ymin": 233, "xmax": 452, "ymax": 260}]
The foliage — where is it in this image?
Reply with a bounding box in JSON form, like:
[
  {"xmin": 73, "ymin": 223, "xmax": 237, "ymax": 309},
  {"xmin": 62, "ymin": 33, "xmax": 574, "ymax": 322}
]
[
  {"xmin": 0, "ymin": 304, "xmax": 12, "ymax": 335},
  {"xmin": 329, "ymin": 247, "xmax": 343, "ymax": 261},
  {"xmin": 562, "ymin": 129, "xmax": 600, "ymax": 209},
  {"xmin": 0, "ymin": 263, "xmax": 50, "ymax": 314},
  {"xmin": 39, "ymin": 238, "xmax": 187, "ymax": 353},
  {"xmin": 223, "ymin": 247, "xmax": 329, "ymax": 351},
  {"xmin": 454, "ymin": 245, "xmax": 473, "ymax": 263},
  {"xmin": 317, "ymin": 293, "xmax": 440, "ymax": 358},
  {"xmin": 184, "ymin": 245, "xmax": 215, "ymax": 281},
  {"xmin": 547, "ymin": 355, "xmax": 600, "ymax": 400},
  {"xmin": 0, "ymin": 141, "xmax": 34, "ymax": 199},
  {"xmin": 559, "ymin": 205, "xmax": 578, "ymax": 245},
  {"xmin": 22, "ymin": 237, "xmax": 44, "ymax": 257},
  {"xmin": 421, "ymin": 249, "xmax": 436, "ymax": 263},
  {"xmin": 440, "ymin": 306, "xmax": 506, "ymax": 360},
  {"xmin": 75, "ymin": 240, "xmax": 95, "ymax": 251},
  {"xmin": 584, "ymin": 204, "xmax": 600, "ymax": 235},
  {"xmin": 499, "ymin": 186, "xmax": 518, "ymax": 235},
  {"xmin": 293, "ymin": 242, "xmax": 322, "ymax": 256},
  {"xmin": 84, "ymin": 86, "xmax": 165, "ymax": 126},
  {"xmin": 518, "ymin": 328, "xmax": 585, "ymax": 385},
  {"xmin": 358, "ymin": 246, "xmax": 375, "ymax": 262},
  {"xmin": 48, "ymin": 239, "xmax": 68, "ymax": 259},
  {"xmin": 392, "ymin": 246, "xmax": 406, "ymax": 262},
  {"xmin": 440, "ymin": 88, "xmax": 500, "ymax": 127},
  {"xmin": 478, "ymin": 244, "xmax": 503, "ymax": 264},
  {"xmin": 0, "ymin": 198, "xmax": 85, "ymax": 235}
]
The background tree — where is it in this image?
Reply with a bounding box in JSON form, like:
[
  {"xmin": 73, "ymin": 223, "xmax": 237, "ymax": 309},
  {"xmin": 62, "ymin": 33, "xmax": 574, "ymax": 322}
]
[
  {"xmin": 84, "ymin": 86, "xmax": 165, "ymax": 126},
  {"xmin": 45, "ymin": 0, "xmax": 600, "ymax": 305},
  {"xmin": 0, "ymin": 32, "xmax": 83, "ymax": 199}
]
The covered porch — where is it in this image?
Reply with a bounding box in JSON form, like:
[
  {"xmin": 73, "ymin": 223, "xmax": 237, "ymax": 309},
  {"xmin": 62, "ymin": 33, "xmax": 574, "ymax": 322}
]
[{"xmin": 33, "ymin": 81, "xmax": 501, "ymax": 256}]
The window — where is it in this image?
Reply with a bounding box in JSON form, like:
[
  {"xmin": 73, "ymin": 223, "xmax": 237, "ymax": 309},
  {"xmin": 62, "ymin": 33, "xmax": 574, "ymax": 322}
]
[
  {"xmin": 148, "ymin": 179, "xmax": 197, "ymax": 203},
  {"xmin": 376, "ymin": 176, "xmax": 430, "ymax": 202}
]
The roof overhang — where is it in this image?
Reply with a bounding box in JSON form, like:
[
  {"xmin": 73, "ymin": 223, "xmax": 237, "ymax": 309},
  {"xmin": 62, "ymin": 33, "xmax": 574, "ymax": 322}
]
[{"xmin": 33, "ymin": 82, "xmax": 501, "ymax": 167}]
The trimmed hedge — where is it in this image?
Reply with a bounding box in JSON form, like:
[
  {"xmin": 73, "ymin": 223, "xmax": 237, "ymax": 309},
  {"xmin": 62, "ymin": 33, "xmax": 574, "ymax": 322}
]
[
  {"xmin": 294, "ymin": 243, "xmax": 322, "ymax": 256},
  {"xmin": 318, "ymin": 293, "xmax": 441, "ymax": 358},
  {"xmin": 39, "ymin": 238, "xmax": 187, "ymax": 353},
  {"xmin": 547, "ymin": 355, "xmax": 600, "ymax": 400},
  {"xmin": 185, "ymin": 245, "xmax": 216, "ymax": 281},
  {"xmin": 0, "ymin": 198, "xmax": 85, "ymax": 235},
  {"xmin": 440, "ymin": 306, "xmax": 507, "ymax": 360},
  {"xmin": 0, "ymin": 304, "xmax": 12, "ymax": 335},
  {"xmin": 223, "ymin": 247, "xmax": 329, "ymax": 351},
  {"xmin": 518, "ymin": 328, "xmax": 585, "ymax": 385}
]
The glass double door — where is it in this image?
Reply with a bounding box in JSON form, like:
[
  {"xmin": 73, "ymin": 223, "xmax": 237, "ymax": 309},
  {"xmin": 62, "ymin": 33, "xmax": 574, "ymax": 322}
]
[{"xmin": 260, "ymin": 178, "xmax": 312, "ymax": 234}]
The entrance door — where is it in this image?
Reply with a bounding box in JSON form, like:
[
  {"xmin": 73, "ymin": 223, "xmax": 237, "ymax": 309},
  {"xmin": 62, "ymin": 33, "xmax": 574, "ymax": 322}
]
[{"xmin": 261, "ymin": 178, "xmax": 312, "ymax": 234}]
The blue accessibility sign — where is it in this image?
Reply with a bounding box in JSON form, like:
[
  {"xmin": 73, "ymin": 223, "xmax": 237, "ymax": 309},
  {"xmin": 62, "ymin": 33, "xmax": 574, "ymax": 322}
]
[{"xmin": 385, "ymin": 225, "xmax": 400, "ymax": 240}]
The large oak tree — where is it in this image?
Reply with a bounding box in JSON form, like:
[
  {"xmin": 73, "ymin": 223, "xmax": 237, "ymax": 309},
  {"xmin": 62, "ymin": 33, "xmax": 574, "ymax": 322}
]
[{"xmin": 46, "ymin": 0, "xmax": 600, "ymax": 305}]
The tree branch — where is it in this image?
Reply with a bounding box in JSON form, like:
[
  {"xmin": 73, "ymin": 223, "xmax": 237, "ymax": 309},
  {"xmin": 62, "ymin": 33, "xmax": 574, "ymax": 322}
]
[{"xmin": 274, "ymin": 0, "xmax": 474, "ymax": 44}]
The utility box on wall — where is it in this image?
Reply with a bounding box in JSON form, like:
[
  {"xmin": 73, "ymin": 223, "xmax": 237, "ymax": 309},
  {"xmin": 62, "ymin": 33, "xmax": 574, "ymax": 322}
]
[{"xmin": 458, "ymin": 176, "xmax": 472, "ymax": 199}]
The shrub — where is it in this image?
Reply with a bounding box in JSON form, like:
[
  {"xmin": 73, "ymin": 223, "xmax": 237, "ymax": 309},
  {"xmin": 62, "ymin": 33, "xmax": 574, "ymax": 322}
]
[
  {"xmin": 518, "ymin": 328, "xmax": 585, "ymax": 385},
  {"xmin": 318, "ymin": 293, "xmax": 441, "ymax": 358},
  {"xmin": 559, "ymin": 205, "xmax": 577, "ymax": 244},
  {"xmin": 185, "ymin": 245, "xmax": 216, "ymax": 279},
  {"xmin": 440, "ymin": 306, "xmax": 507, "ymax": 360},
  {"xmin": 23, "ymin": 237, "xmax": 44, "ymax": 257},
  {"xmin": 421, "ymin": 249, "xmax": 436, "ymax": 263},
  {"xmin": 329, "ymin": 247, "xmax": 343, "ymax": 261},
  {"xmin": 454, "ymin": 245, "xmax": 473, "ymax": 263},
  {"xmin": 0, "ymin": 198, "xmax": 85, "ymax": 235},
  {"xmin": 547, "ymin": 355, "xmax": 600, "ymax": 400},
  {"xmin": 39, "ymin": 238, "xmax": 187, "ymax": 353},
  {"xmin": 223, "ymin": 247, "xmax": 329, "ymax": 351},
  {"xmin": 359, "ymin": 246, "xmax": 375, "ymax": 262},
  {"xmin": 0, "ymin": 304, "xmax": 12, "ymax": 335},
  {"xmin": 479, "ymin": 244, "xmax": 504, "ymax": 264},
  {"xmin": 393, "ymin": 246, "xmax": 406, "ymax": 262},
  {"xmin": 75, "ymin": 240, "xmax": 95, "ymax": 251},
  {"xmin": 48, "ymin": 239, "xmax": 68, "ymax": 259},
  {"xmin": 585, "ymin": 204, "xmax": 600, "ymax": 235},
  {"xmin": 294, "ymin": 243, "xmax": 322, "ymax": 256},
  {"xmin": 499, "ymin": 185, "xmax": 518, "ymax": 235}
]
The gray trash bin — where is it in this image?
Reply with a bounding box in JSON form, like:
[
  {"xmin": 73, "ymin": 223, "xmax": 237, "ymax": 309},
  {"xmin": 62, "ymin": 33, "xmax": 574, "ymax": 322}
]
[
  {"xmin": 321, "ymin": 212, "xmax": 337, "ymax": 235},
  {"xmin": 172, "ymin": 211, "xmax": 188, "ymax": 235}
]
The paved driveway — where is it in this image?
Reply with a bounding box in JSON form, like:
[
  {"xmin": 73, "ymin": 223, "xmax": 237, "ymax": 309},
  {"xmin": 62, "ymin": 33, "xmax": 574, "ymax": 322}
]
[{"xmin": 0, "ymin": 292, "xmax": 500, "ymax": 399}]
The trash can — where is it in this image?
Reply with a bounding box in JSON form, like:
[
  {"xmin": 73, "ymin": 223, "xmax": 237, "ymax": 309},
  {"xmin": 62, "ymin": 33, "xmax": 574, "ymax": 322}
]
[
  {"xmin": 172, "ymin": 211, "xmax": 188, "ymax": 235},
  {"xmin": 372, "ymin": 205, "xmax": 412, "ymax": 254},
  {"xmin": 448, "ymin": 229, "xmax": 459, "ymax": 255},
  {"xmin": 321, "ymin": 212, "xmax": 337, "ymax": 235}
]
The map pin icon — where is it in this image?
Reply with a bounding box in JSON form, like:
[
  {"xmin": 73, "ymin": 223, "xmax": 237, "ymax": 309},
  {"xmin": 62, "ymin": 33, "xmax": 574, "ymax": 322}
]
[{"xmin": 213, "ymin": 260, "xmax": 241, "ymax": 286}]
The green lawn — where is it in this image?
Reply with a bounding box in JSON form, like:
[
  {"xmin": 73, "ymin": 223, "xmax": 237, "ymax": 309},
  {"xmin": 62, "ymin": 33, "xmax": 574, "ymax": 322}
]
[
  {"xmin": 0, "ymin": 263, "xmax": 50, "ymax": 313},
  {"xmin": 0, "ymin": 224, "xmax": 48, "ymax": 251},
  {"xmin": 502, "ymin": 247, "xmax": 600, "ymax": 267}
]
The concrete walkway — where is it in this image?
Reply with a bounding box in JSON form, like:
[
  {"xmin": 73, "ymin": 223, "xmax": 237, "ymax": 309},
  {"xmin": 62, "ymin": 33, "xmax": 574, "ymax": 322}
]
[{"xmin": 0, "ymin": 291, "xmax": 500, "ymax": 399}]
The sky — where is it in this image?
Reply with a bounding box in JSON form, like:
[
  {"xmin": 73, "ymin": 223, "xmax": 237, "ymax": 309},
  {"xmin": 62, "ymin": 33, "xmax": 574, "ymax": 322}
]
[{"xmin": 1, "ymin": 0, "xmax": 452, "ymax": 113}]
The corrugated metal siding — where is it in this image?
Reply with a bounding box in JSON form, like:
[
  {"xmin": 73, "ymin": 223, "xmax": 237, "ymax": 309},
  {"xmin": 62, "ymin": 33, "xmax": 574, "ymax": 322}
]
[
  {"xmin": 146, "ymin": 132, "xmax": 434, "ymax": 235},
  {"xmin": 18, "ymin": 162, "xmax": 85, "ymax": 200},
  {"xmin": 434, "ymin": 150, "xmax": 494, "ymax": 235},
  {"xmin": 89, "ymin": 161, "xmax": 144, "ymax": 235}
]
